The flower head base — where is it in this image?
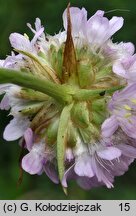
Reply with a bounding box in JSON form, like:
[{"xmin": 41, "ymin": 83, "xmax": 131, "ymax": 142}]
[{"xmin": 0, "ymin": 5, "xmax": 136, "ymax": 194}]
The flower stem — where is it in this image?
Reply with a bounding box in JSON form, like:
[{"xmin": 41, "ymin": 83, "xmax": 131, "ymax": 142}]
[
  {"xmin": 0, "ymin": 68, "xmax": 72, "ymax": 104},
  {"xmin": 73, "ymin": 85, "xmax": 125, "ymax": 101}
]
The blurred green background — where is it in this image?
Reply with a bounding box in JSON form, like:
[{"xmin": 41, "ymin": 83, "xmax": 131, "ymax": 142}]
[{"xmin": 0, "ymin": 0, "xmax": 136, "ymax": 200}]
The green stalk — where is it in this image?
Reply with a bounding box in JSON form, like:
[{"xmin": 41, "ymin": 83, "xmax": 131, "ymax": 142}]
[
  {"xmin": 0, "ymin": 68, "xmax": 72, "ymax": 104},
  {"xmin": 73, "ymin": 85, "xmax": 125, "ymax": 101}
]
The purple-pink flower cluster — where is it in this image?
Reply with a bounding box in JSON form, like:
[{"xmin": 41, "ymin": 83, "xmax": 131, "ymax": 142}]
[{"xmin": 0, "ymin": 6, "xmax": 136, "ymax": 192}]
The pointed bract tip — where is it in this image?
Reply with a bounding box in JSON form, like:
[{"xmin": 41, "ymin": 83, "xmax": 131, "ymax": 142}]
[
  {"xmin": 62, "ymin": 2, "xmax": 77, "ymax": 81},
  {"xmin": 66, "ymin": 3, "xmax": 71, "ymax": 32},
  {"xmin": 63, "ymin": 186, "xmax": 68, "ymax": 196},
  {"xmin": 67, "ymin": 2, "xmax": 71, "ymax": 9}
]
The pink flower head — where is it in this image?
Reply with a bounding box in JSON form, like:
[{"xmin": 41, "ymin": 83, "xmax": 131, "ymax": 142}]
[{"xmin": 0, "ymin": 6, "xmax": 136, "ymax": 194}]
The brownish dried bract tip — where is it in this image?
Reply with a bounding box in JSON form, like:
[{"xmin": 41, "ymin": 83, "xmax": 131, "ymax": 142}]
[{"xmin": 62, "ymin": 3, "xmax": 77, "ymax": 82}]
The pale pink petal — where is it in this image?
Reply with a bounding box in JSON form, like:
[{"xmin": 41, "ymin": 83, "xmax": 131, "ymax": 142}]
[
  {"xmin": 9, "ymin": 33, "xmax": 32, "ymax": 52},
  {"xmin": 22, "ymin": 152, "xmax": 43, "ymax": 174},
  {"xmin": 103, "ymin": 41, "xmax": 135, "ymax": 61},
  {"xmin": 74, "ymin": 156, "xmax": 94, "ymax": 178},
  {"xmin": 0, "ymin": 95, "xmax": 10, "ymax": 110},
  {"xmin": 24, "ymin": 128, "xmax": 33, "ymax": 151},
  {"xmin": 120, "ymin": 117, "xmax": 136, "ymax": 139},
  {"xmin": 3, "ymin": 116, "xmax": 30, "ymax": 141},
  {"xmin": 44, "ymin": 162, "xmax": 59, "ymax": 184},
  {"xmin": 63, "ymin": 7, "xmax": 87, "ymax": 36},
  {"xmin": 35, "ymin": 18, "xmax": 43, "ymax": 32},
  {"xmin": 0, "ymin": 84, "xmax": 12, "ymax": 95},
  {"xmin": 31, "ymin": 28, "xmax": 44, "ymax": 45},
  {"xmin": 118, "ymin": 144, "xmax": 136, "ymax": 158},
  {"xmin": 109, "ymin": 16, "xmax": 124, "ymax": 37},
  {"xmin": 91, "ymin": 157, "xmax": 114, "ymax": 188},
  {"xmin": 27, "ymin": 18, "xmax": 43, "ymax": 33},
  {"xmin": 109, "ymin": 155, "xmax": 134, "ymax": 176},
  {"xmin": 0, "ymin": 60, "xmax": 4, "ymax": 67},
  {"xmin": 77, "ymin": 176, "xmax": 103, "ymax": 190},
  {"xmin": 95, "ymin": 10, "xmax": 104, "ymax": 16},
  {"xmin": 101, "ymin": 115, "xmax": 118, "ymax": 137},
  {"xmin": 113, "ymin": 61, "xmax": 128, "ymax": 78},
  {"xmin": 117, "ymin": 83, "xmax": 136, "ymax": 99},
  {"xmin": 62, "ymin": 166, "xmax": 77, "ymax": 188},
  {"xmin": 113, "ymin": 55, "xmax": 136, "ymax": 81},
  {"xmin": 120, "ymin": 42, "xmax": 135, "ymax": 56},
  {"xmin": 97, "ymin": 147, "xmax": 121, "ymax": 160},
  {"xmin": 87, "ymin": 15, "xmax": 109, "ymax": 45}
]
